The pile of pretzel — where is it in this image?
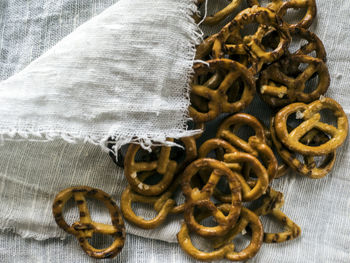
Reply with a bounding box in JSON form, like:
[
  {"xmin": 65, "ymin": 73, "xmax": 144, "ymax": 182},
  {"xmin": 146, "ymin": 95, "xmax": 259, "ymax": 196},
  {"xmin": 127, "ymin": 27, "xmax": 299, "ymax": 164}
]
[
  {"xmin": 117, "ymin": 0, "xmax": 349, "ymax": 261},
  {"xmin": 52, "ymin": 0, "xmax": 349, "ymax": 261}
]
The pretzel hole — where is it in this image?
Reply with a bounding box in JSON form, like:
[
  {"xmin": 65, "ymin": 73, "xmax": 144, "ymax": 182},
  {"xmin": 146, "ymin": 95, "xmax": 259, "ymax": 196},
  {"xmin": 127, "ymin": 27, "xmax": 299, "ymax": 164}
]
[
  {"xmin": 282, "ymin": 6, "xmax": 308, "ymax": 25},
  {"xmin": 88, "ymin": 233, "xmax": 115, "ymax": 250},
  {"xmin": 131, "ymin": 202, "xmax": 159, "ymax": 220},
  {"xmin": 134, "ymin": 147, "xmax": 159, "ymax": 162},
  {"xmin": 318, "ymin": 109, "xmax": 337, "ymax": 127},
  {"xmin": 87, "ymin": 198, "xmax": 113, "ymax": 225},
  {"xmin": 230, "ymin": 124, "xmax": 256, "ymax": 141},
  {"xmin": 190, "ymin": 94, "xmax": 210, "ymax": 113},
  {"xmin": 62, "ymin": 198, "xmax": 81, "ymax": 225},
  {"xmin": 142, "ymin": 171, "xmax": 165, "ymax": 186},
  {"xmin": 261, "ymin": 30, "xmax": 280, "ymax": 51},
  {"xmin": 226, "ymin": 79, "xmax": 245, "ymax": 103},
  {"xmin": 216, "ymin": 176, "xmax": 231, "ymax": 195},
  {"xmin": 231, "ymin": 232, "xmax": 250, "ymax": 252},
  {"xmin": 190, "ymin": 230, "xmax": 218, "ymax": 252},
  {"xmin": 170, "ymin": 140, "xmax": 186, "ymax": 163},
  {"xmin": 287, "ymin": 113, "xmax": 305, "ymax": 130},
  {"xmin": 240, "ymin": 22, "xmax": 260, "ymax": 38},
  {"xmin": 288, "ymin": 35, "xmax": 305, "ymax": 54},
  {"xmin": 260, "ymin": 213, "xmax": 287, "ymax": 233}
]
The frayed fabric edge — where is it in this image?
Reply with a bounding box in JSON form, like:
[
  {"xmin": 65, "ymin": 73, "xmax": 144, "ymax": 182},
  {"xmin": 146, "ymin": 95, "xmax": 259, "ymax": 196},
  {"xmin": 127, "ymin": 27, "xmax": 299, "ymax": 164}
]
[{"xmin": 0, "ymin": 0, "xmax": 203, "ymax": 242}]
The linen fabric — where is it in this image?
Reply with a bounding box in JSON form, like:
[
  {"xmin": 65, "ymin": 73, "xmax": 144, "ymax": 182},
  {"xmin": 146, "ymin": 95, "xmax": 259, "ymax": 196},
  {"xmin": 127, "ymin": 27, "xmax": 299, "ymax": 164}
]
[{"xmin": 0, "ymin": 0, "xmax": 350, "ymax": 262}]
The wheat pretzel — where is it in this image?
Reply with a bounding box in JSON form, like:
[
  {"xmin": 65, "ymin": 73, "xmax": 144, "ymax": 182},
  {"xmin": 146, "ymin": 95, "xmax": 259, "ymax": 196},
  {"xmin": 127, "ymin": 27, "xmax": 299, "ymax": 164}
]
[
  {"xmin": 52, "ymin": 186, "xmax": 126, "ymax": 259},
  {"xmin": 274, "ymin": 97, "xmax": 348, "ymax": 155}
]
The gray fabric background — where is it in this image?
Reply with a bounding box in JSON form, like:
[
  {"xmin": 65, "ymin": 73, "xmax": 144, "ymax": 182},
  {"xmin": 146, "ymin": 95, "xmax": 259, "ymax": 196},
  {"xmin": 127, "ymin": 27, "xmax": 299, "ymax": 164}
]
[{"xmin": 1, "ymin": 0, "xmax": 350, "ymax": 262}]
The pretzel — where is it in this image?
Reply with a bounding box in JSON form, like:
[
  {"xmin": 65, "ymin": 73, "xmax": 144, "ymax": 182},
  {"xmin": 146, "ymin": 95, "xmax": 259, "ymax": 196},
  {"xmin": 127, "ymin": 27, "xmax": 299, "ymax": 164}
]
[
  {"xmin": 212, "ymin": 206, "xmax": 264, "ymax": 261},
  {"xmin": 277, "ymin": 0, "xmax": 317, "ymax": 29},
  {"xmin": 217, "ymin": 113, "xmax": 278, "ymax": 181},
  {"xmin": 259, "ymin": 55, "xmax": 330, "ymax": 107},
  {"xmin": 194, "ymin": 0, "xmax": 243, "ymax": 26},
  {"xmin": 271, "ymin": 116, "xmax": 336, "ymax": 178},
  {"xmin": 189, "ymin": 59, "xmax": 256, "ymax": 123},
  {"xmin": 124, "ymin": 141, "xmax": 178, "ymax": 196},
  {"xmin": 182, "ymin": 158, "xmax": 242, "ymax": 237},
  {"xmin": 124, "ymin": 135, "xmax": 198, "ymax": 196},
  {"xmin": 52, "ymin": 186, "xmax": 126, "ymax": 259},
  {"xmin": 212, "ymin": 6, "xmax": 290, "ymax": 73},
  {"xmin": 120, "ymin": 185, "xmax": 176, "ymax": 229},
  {"xmin": 177, "ymin": 204, "xmax": 235, "ymax": 261},
  {"xmin": 254, "ymin": 188, "xmax": 301, "ymax": 243},
  {"xmin": 274, "ymin": 97, "xmax": 349, "ymax": 155},
  {"xmin": 224, "ymin": 152, "xmax": 269, "ymax": 201}
]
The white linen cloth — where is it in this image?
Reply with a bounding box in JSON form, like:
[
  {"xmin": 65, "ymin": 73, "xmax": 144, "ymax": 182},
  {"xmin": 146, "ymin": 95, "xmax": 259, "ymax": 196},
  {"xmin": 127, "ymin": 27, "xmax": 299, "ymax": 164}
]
[{"xmin": 0, "ymin": 0, "xmax": 350, "ymax": 262}]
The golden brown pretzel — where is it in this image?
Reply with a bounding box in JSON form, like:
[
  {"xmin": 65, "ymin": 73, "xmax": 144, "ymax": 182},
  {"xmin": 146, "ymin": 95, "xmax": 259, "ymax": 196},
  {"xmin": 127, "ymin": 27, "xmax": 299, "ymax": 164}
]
[
  {"xmin": 274, "ymin": 97, "xmax": 349, "ymax": 156},
  {"xmin": 182, "ymin": 158, "xmax": 242, "ymax": 237},
  {"xmin": 270, "ymin": 116, "xmax": 336, "ymax": 178},
  {"xmin": 124, "ymin": 135, "xmax": 198, "ymax": 196},
  {"xmin": 195, "ymin": 0, "xmax": 243, "ymax": 26},
  {"xmin": 52, "ymin": 186, "xmax": 126, "ymax": 259},
  {"xmin": 189, "ymin": 59, "xmax": 256, "ymax": 123},
  {"xmin": 278, "ymin": 0, "xmax": 317, "ymax": 29},
  {"xmin": 259, "ymin": 55, "xmax": 330, "ymax": 107},
  {"xmin": 254, "ymin": 188, "xmax": 301, "ymax": 243},
  {"xmin": 124, "ymin": 142, "xmax": 178, "ymax": 196},
  {"xmin": 213, "ymin": 6, "xmax": 290, "ymax": 73},
  {"xmin": 212, "ymin": 206, "xmax": 264, "ymax": 261},
  {"xmin": 224, "ymin": 152, "xmax": 269, "ymax": 201},
  {"xmin": 177, "ymin": 204, "xmax": 235, "ymax": 261},
  {"xmin": 120, "ymin": 185, "xmax": 175, "ymax": 229},
  {"xmin": 217, "ymin": 113, "xmax": 278, "ymax": 181}
]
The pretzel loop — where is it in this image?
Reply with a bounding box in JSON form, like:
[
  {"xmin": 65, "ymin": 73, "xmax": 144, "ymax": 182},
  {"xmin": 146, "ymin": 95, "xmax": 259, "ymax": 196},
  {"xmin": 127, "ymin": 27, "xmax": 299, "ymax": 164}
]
[
  {"xmin": 277, "ymin": 0, "xmax": 317, "ymax": 29},
  {"xmin": 52, "ymin": 187, "xmax": 126, "ymax": 259}
]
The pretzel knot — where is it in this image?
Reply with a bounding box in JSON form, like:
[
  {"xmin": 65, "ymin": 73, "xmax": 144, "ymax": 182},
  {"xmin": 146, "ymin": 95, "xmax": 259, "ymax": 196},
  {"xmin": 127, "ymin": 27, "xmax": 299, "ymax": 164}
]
[
  {"xmin": 194, "ymin": 0, "xmax": 243, "ymax": 26},
  {"xmin": 189, "ymin": 59, "xmax": 255, "ymax": 123},
  {"xmin": 52, "ymin": 187, "xmax": 126, "ymax": 259},
  {"xmin": 182, "ymin": 158, "xmax": 242, "ymax": 238},
  {"xmin": 274, "ymin": 97, "xmax": 349, "ymax": 156},
  {"xmin": 212, "ymin": 6, "xmax": 290, "ymax": 73},
  {"xmin": 259, "ymin": 55, "xmax": 330, "ymax": 107},
  {"xmin": 217, "ymin": 113, "xmax": 278, "ymax": 181},
  {"xmin": 278, "ymin": 0, "xmax": 317, "ymax": 29},
  {"xmin": 271, "ymin": 117, "xmax": 336, "ymax": 178}
]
